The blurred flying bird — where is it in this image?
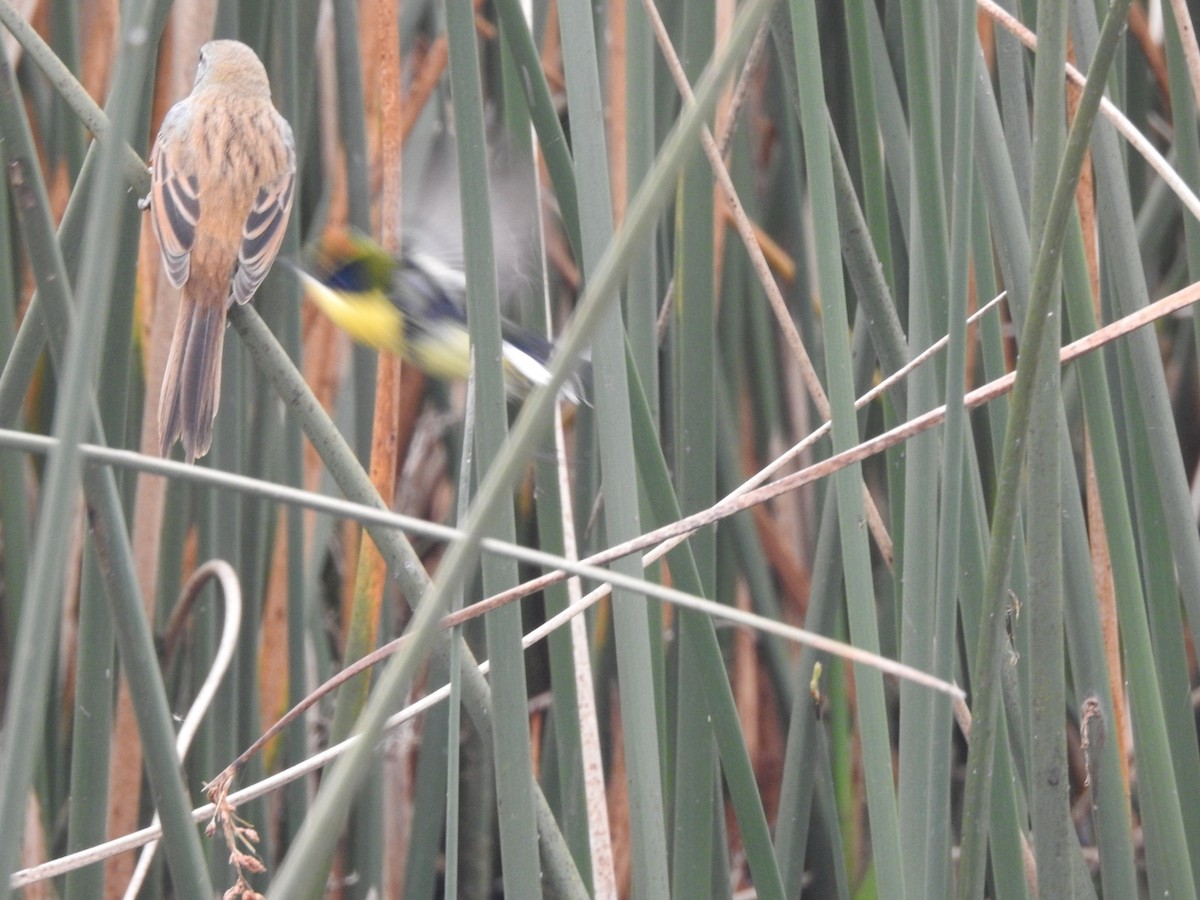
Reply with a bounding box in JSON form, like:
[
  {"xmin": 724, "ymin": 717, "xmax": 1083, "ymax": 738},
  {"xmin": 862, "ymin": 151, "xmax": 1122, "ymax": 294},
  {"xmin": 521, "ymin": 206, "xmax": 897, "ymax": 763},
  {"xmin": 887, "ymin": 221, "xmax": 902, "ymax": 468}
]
[
  {"xmin": 296, "ymin": 228, "xmax": 585, "ymax": 405},
  {"xmin": 295, "ymin": 142, "xmax": 584, "ymax": 405},
  {"xmin": 146, "ymin": 39, "xmax": 296, "ymax": 462}
]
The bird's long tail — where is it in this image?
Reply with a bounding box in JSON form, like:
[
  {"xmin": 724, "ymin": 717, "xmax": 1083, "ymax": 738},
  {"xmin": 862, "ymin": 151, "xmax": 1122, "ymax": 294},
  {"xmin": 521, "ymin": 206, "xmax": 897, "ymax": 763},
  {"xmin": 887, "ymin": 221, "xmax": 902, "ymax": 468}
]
[{"xmin": 159, "ymin": 290, "xmax": 227, "ymax": 463}]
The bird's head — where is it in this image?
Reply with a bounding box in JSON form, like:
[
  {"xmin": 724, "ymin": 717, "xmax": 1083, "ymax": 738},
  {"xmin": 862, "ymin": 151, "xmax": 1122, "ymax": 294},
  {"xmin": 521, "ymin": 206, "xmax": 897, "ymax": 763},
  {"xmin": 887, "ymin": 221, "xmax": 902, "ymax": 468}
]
[
  {"xmin": 193, "ymin": 40, "xmax": 272, "ymax": 95},
  {"xmin": 305, "ymin": 229, "xmax": 395, "ymax": 294}
]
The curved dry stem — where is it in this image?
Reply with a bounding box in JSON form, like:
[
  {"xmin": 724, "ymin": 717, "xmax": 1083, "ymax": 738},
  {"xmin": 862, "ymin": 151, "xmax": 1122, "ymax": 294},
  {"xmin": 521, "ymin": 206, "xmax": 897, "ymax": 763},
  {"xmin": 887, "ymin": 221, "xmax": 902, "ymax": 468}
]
[{"xmin": 124, "ymin": 561, "xmax": 244, "ymax": 900}]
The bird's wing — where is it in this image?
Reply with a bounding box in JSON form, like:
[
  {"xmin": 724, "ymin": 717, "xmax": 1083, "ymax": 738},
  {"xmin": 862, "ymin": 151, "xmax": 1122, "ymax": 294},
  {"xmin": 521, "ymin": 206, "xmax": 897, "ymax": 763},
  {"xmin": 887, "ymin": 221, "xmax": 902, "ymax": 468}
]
[
  {"xmin": 402, "ymin": 135, "xmax": 539, "ymax": 306},
  {"xmin": 232, "ymin": 131, "xmax": 297, "ymax": 306},
  {"xmin": 149, "ymin": 110, "xmax": 199, "ymax": 288}
]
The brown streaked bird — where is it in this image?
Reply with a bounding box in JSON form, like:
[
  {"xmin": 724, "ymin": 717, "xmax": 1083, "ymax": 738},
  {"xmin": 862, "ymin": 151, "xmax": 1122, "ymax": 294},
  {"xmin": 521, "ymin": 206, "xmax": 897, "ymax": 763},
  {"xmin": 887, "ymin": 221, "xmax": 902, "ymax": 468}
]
[{"xmin": 147, "ymin": 39, "xmax": 296, "ymax": 463}]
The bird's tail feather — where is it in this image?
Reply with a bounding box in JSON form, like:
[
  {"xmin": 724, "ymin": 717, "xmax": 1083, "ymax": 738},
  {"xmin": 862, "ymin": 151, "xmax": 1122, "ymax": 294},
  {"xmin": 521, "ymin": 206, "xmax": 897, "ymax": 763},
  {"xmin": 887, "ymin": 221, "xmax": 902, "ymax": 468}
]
[{"xmin": 159, "ymin": 292, "xmax": 227, "ymax": 463}]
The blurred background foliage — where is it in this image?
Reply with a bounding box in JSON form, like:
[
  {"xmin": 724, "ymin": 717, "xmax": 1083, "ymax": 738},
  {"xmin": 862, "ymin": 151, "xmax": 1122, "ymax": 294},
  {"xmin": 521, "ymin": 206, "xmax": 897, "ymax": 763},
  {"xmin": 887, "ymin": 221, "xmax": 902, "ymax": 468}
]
[{"xmin": 1, "ymin": 0, "xmax": 1200, "ymax": 897}]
